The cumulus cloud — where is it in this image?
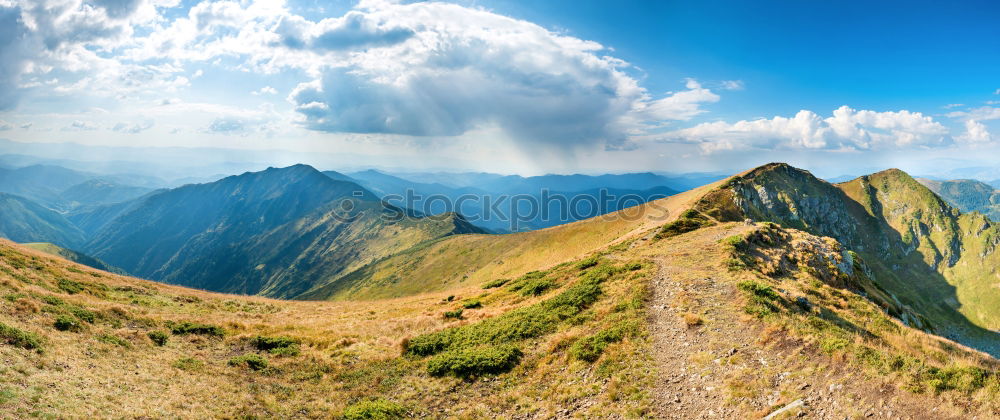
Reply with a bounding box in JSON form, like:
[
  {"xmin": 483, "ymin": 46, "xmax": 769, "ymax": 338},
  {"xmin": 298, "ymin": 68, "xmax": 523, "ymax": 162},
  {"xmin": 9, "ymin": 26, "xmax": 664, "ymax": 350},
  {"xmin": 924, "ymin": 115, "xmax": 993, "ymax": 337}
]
[
  {"xmin": 0, "ymin": 120, "xmax": 12, "ymax": 130},
  {"xmin": 667, "ymin": 106, "xmax": 952, "ymax": 153},
  {"xmin": 282, "ymin": 2, "xmax": 719, "ymax": 146},
  {"xmin": 957, "ymin": 119, "xmax": 993, "ymax": 144}
]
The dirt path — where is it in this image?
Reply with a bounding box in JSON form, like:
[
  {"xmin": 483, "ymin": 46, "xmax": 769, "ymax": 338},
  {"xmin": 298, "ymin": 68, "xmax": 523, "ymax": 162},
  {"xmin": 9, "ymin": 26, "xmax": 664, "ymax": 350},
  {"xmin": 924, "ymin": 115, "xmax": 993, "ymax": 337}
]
[{"xmin": 640, "ymin": 224, "xmax": 952, "ymax": 420}]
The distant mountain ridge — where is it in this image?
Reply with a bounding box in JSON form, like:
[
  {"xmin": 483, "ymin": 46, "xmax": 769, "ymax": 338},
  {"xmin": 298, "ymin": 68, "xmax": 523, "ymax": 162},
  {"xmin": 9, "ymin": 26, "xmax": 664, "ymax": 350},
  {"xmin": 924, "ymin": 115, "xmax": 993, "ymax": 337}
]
[
  {"xmin": 917, "ymin": 178, "xmax": 1000, "ymax": 222},
  {"xmin": 82, "ymin": 164, "xmax": 485, "ymax": 297},
  {"xmin": 340, "ymin": 169, "xmax": 680, "ymax": 232}
]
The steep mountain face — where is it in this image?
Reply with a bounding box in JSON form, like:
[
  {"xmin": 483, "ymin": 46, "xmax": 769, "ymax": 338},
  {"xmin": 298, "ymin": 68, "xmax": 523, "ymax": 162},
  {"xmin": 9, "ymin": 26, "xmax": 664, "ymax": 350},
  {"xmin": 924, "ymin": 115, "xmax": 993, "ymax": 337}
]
[
  {"xmin": 0, "ymin": 193, "xmax": 85, "ymax": 247},
  {"xmin": 918, "ymin": 178, "xmax": 1000, "ymax": 221},
  {"xmin": 83, "ymin": 164, "xmax": 485, "ymax": 297},
  {"xmin": 693, "ymin": 163, "xmax": 1000, "ymax": 353}
]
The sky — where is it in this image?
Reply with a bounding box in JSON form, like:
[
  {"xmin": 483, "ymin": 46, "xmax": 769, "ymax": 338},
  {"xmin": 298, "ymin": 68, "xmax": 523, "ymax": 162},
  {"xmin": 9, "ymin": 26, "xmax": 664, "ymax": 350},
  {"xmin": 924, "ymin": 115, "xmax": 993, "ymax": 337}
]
[{"xmin": 0, "ymin": 0, "xmax": 998, "ymax": 176}]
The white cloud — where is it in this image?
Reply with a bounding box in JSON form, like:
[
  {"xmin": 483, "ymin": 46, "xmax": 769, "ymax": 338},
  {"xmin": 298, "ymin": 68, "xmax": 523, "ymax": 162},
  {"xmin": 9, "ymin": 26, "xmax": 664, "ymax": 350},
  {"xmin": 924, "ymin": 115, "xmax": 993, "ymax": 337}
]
[
  {"xmin": 720, "ymin": 80, "xmax": 744, "ymax": 91},
  {"xmin": 995, "ymin": 88, "xmax": 1000, "ymax": 95},
  {"xmin": 112, "ymin": 120, "xmax": 154, "ymax": 133},
  {"xmin": 667, "ymin": 106, "xmax": 952, "ymax": 153},
  {"xmin": 943, "ymin": 103, "xmax": 964, "ymax": 109},
  {"xmin": 957, "ymin": 119, "xmax": 992, "ymax": 144},
  {"xmin": 282, "ymin": 2, "xmax": 719, "ymax": 146},
  {"xmin": 0, "ymin": 120, "xmax": 12, "ymax": 130},
  {"xmin": 62, "ymin": 120, "xmax": 99, "ymax": 131},
  {"xmin": 251, "ymin": 86, "xmax": 278, "ymax": 96}
]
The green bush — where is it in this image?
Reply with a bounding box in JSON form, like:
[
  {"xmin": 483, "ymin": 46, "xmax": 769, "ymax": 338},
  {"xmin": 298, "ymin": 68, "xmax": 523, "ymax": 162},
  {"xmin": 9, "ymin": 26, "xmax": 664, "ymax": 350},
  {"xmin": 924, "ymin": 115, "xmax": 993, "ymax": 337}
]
[
  {"xmin": 168, "ymin": 321, "xmax": 225, "ymax": 337},
  {"xmin": 443, "ymin": 309, "xmax": 464, "ymax": 320},
  {"xmin": 426, "ymin": 345, "xmax": 522, "ymax": 377},
  {"xmin": 482, "ymin": 278, "xmax": 509, "ymax": 289},
  {"xmin": 228, "ymin": 353, "xmax": 269, "ymax": 371},
  {"xmin": 0, "ymin": 322, "xmax": 42, "ymax": 350},
  {"xmin": 57, "ymin": 278, "xmax": 84, "ymax": 294},
  {"xmin": 251, "ymin": 335, "xmax": 300, "ymax": 356},
  {"xmin": 148, "ymin": 330, "xmax": 169, "ymax": 346},
  {"xmin": 54, "ymin": 315, "xmax": 82, "ymax": 332},
  {"xmin": 518, "ymin": 278, "xmax": 555, "ymax": 296},
  {"xmin": 576, "ymin": 256, "xmax": 600, "ymax": 270},
  {"xmin": 342, "ymin": 398, "xmax": 408, "ymax": 420},
  {"xmin": 462, "ymin": 299, "xmax": 482, "ymax": 309}
]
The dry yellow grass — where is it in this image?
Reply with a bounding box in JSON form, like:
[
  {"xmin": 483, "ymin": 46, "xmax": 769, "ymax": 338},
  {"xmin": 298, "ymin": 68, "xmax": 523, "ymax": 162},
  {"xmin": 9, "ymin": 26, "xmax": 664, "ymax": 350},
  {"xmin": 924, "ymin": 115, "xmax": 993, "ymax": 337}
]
[{"xmin": 0, "ymin": 237, "xmax": 656, "ymax": 418}]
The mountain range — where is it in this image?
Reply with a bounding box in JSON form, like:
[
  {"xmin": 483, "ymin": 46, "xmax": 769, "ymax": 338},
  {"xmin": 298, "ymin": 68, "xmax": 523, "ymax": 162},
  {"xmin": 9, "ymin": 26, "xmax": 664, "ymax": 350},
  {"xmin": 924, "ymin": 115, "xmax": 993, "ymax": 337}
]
[{"xmin": 8, "ymin": 161, "xmax": 1000, "ymax": 417}]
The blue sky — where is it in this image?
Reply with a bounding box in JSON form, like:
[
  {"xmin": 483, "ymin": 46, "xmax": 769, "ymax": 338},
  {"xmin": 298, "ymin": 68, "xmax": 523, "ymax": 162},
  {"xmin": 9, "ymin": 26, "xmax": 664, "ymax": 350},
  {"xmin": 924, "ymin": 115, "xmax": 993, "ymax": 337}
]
[{"xmin": 0, "ymin": 0, "xmax": 998, "ymax": 176}]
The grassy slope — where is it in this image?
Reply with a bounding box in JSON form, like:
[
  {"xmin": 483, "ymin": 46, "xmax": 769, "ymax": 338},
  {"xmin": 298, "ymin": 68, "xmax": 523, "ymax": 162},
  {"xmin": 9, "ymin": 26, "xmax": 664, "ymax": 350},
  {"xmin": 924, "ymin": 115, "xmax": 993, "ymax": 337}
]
[
  {"xmin": 297, "ymin": 178, "xmax": 724, "ymax": 300},
  {"xmin": 5, "ymin": 163, "xmax": 1000, "ymax": 417},
  {"xmin": 0, "ymin": 238, "xmax": 653, "ymax": 418},
  {"xmin": 19, "ymin": 243, "xmax": 124, "ymax": 275}
]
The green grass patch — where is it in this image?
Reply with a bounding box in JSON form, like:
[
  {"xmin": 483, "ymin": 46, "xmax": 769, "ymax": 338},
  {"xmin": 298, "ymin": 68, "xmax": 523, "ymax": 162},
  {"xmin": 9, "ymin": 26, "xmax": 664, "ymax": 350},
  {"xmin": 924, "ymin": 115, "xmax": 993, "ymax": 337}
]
[
  {"xmin": 228, "ymin": 353, "xmax": 269, "ymax": 371},
  {"xmin": 570, "ymin": 321, "xmax": 638, "ymax": 362},
  {"xmin": 481, "ymin": 278, "xmax": 509, "ymax": 289},
  {"xmin": 148, "ymin": 330, "xmax": 169, "ymax": 346},
  {"xmin": 172, "ymin": 357, "xmax": 204, "ymax": 371},
  {"xmin": 461, "ymin": 299, "xmax": 482, "ymax": 309},
  {"xmin": 406, "ymin": 263, "xmax": 617, "ymax": 357},
  {"xmin": 251, "ymin": 335, "xmax": 301, "ymax": 356},
  {"xmin": 443, "ymin": 309, "xmax": 463, "ymax": 320},
  {"xmin": 57, "ymin": 278, "xmax": 84, "ymax": 295},
  {"xmin": 96, "ymin": 334, "xmax": 131, "ymax": 348},
  {"xmin": 168, "ymin": 321, "xmax": 225, "ymax": 337},
  {"xmin": 0, "ymin": 322, "xmax": 42, "ymax": 350},
  {"xmin": 655, "ymin": 209, "xmax": 715, "ymax": 240},
  {"xmin": 53, "ymin": 315, "xmax": 83, "ymax": 332},
  {"xmin": 342, "ymin": 398, "xmax": 409, "ymax": 420},
  {"xmin": 426, "ymin": 344, "xmax": 522, "ymax": 378}
]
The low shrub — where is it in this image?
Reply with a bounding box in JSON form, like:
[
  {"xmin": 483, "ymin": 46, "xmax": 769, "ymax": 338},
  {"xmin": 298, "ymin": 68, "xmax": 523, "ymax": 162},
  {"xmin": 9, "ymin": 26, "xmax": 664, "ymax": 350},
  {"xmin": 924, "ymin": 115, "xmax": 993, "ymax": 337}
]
[
  {"xmin": 148, "ymin": 330, "xmax": 169, "ymax": 346},
  {"xmin": 342, "ymin": 398, "xmax": 408, "ymax": 420},
  {"xmin": 518, "ymin": 278, "xmax": 555, "ymax": 296},
  {"xmin": 443, "ymin": 309, "xmax": 464, "ymax": 320},
  {"xmin": 482, "ymin": 278, "xmax": 509, "ymax": 289},
  {"xmin": 57, "ymin": 278, "xmax": 84, "ymax": 294},
  {"xmin": 252, "ymin": 335, "xmax": 301, "ymax": 356},
  {"xmin": 168, "ymin": 321, "xmax": 225, "ymax": 337},
  {"xmin": 655, "ymin": 209, "xmax": 715, "ymax": 240},
  {"xmin": 0, "ymin": 322, "xmax": 42, "ymax": 350},
  {"xmin": 54, "ymin": 315, "xmax": 83, "ymax": 332},
  {"xmin": 426, "ymin": 345, "xmax": 522, "ymax": 378},
  {"xmin": 576, "ymin": 256, "xmax": 600, "ymax": 270},
  {"xmin": 96, "ymin": 333, "xmax": 131, "ymax": 348},
  {"xmin": 462, "ymin": 299, "xmax": 482, "ymax": 309},
  {"xmin": 228, "ymin": 353, "xmax": 269, "ymax": 371}
]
